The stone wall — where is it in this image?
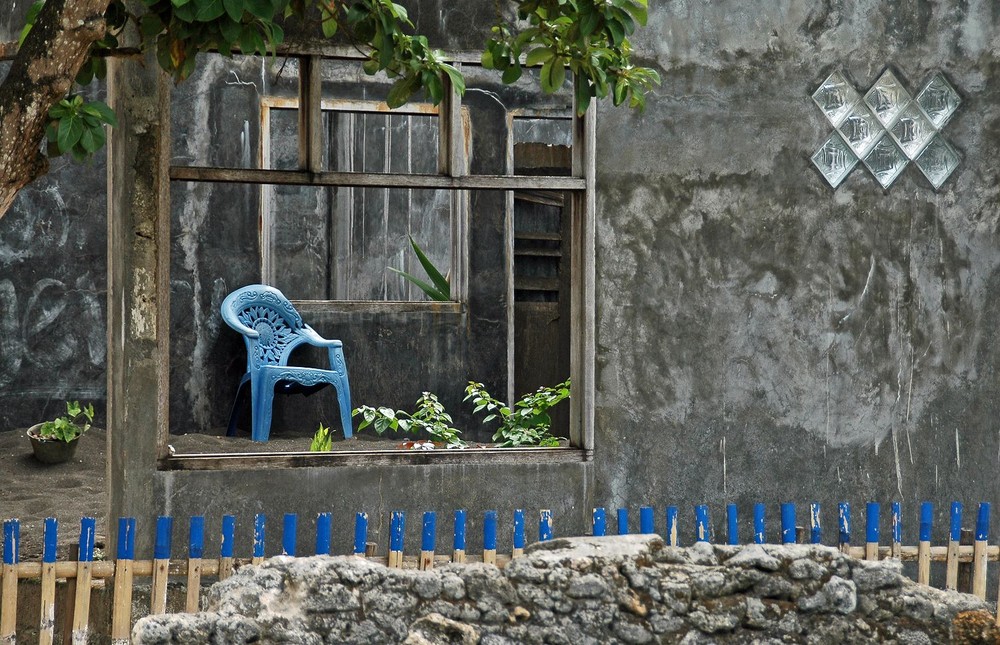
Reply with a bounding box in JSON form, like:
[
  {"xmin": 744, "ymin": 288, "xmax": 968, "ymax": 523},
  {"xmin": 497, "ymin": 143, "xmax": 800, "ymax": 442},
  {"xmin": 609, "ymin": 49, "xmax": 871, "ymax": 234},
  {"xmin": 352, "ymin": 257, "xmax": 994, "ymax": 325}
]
[{"xmin": 132, "ymin": 535, "xmax": 995, "ymax": 644}]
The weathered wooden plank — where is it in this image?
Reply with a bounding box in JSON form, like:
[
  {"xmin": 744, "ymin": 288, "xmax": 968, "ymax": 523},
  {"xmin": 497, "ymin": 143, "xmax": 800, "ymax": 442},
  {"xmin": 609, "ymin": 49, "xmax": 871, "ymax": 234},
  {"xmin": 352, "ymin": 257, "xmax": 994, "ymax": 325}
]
[
  {"xmin": 169, "ymin": 165, "xmax": 587, "ymax": 191},
  {"xmin": 162, "ymin": 447, "xmax": 588, "ymax": 470}
]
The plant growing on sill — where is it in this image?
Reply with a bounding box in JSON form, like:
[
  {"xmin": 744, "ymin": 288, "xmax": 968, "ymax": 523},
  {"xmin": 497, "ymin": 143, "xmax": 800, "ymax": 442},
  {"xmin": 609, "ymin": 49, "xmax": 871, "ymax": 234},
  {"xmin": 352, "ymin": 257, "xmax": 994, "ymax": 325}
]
[
  {"xmin": 354, "ymin": 392, "xmax": 464, "ymax": 447},
  {"xmin": 465, "ymin": 379, "xmax": 570, "ymax": 447},
  {"xmin": 390, "ymin": 236, "xmax": 450, "ymax": 302},
  {"xmin": 309, "ymin": 422, "xmax": 334, "ymax": 451}
]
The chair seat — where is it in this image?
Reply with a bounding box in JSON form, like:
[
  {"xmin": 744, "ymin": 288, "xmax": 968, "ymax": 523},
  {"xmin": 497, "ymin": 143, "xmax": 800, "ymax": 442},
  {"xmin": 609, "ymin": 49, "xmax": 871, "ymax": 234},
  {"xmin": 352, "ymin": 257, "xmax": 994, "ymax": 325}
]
[{"xmin": 221, "ymin": 285, "xmax": 353, "ymax": 443}]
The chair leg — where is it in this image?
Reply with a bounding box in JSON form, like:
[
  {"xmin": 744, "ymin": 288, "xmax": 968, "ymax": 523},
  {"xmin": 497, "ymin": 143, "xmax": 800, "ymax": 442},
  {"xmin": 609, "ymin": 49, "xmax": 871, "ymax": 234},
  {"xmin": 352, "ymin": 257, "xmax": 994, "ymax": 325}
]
[
  {"xmin": 250, "ymin": 374, "xmax": 277, "ymax": 443},
  {"xmin": 226, "ymin": 377, "xmax": 250, "ymax": 437},
  {"xmin": 329, "ymin": 347, "xmax": 353, "ymax": 439}
]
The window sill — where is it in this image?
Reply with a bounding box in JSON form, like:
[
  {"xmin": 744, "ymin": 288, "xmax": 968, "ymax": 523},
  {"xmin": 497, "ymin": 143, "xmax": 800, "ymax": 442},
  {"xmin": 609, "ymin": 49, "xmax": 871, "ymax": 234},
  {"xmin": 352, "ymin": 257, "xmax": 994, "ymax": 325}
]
[
  {"xmin": 160, "ymin": 446, "xmax": 590, "ymax": 471},
  {"xmin": 292, "ymin": 300, "xmax": 464, "ymax": 315}
]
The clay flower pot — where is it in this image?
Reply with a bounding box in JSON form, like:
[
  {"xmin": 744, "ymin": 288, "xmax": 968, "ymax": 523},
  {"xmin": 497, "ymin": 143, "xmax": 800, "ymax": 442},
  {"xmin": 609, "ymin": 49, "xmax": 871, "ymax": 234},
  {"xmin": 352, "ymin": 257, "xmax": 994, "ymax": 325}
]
[{"xmin": 27, "ymin": 423, "xmax": 81, "ymax": 465}]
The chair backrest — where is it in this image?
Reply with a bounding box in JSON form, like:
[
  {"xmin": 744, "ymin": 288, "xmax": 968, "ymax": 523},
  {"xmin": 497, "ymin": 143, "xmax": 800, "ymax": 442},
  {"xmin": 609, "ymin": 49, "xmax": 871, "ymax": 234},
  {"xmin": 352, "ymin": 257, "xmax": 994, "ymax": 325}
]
[{"xmin": 221, "ymin": 285, "xmax": 307, "ymax": 371}]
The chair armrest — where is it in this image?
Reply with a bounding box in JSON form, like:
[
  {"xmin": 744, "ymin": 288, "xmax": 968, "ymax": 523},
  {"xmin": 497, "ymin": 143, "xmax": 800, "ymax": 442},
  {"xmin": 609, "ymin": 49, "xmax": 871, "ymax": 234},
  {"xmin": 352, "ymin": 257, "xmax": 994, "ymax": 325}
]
[
  {"xmin": 228, "ymin": 320, "xmax": 260, "ymax": 339},
  {"xmin": 300, "ymin": 325, "xmax": 343, "ymax": 348}
]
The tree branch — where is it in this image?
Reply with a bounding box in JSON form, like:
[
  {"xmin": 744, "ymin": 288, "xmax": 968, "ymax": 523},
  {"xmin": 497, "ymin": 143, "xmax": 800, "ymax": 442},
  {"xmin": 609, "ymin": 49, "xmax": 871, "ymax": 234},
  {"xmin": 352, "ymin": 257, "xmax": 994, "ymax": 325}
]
[{"xmin": 0, "ymin": 0, "xmax": 112, "ymax": 219}]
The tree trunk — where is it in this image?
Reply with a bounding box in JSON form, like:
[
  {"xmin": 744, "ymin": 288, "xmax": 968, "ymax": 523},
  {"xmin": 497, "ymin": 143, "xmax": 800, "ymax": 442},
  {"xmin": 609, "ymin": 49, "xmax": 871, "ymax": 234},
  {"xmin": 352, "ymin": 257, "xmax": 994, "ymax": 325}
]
[{"xmin": 0, "ymin": 0, "xmax": 110, "ymax": 220}]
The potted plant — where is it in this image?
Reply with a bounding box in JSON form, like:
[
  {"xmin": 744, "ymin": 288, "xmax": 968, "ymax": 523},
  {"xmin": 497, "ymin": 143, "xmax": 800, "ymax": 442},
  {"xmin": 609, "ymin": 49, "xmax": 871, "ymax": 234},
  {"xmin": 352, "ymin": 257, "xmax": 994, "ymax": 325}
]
[{"xmin": 26, "ymin": 401, "xmax": 94, "ymax": 464}]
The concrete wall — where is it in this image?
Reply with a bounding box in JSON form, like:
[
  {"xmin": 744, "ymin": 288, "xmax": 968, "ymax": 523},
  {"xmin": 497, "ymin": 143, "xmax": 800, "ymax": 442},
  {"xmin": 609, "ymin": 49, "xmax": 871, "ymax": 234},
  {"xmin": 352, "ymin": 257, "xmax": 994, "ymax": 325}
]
[{"xmin": 594, "ymin": 1, "xmax": 1000, "ymax": 540}]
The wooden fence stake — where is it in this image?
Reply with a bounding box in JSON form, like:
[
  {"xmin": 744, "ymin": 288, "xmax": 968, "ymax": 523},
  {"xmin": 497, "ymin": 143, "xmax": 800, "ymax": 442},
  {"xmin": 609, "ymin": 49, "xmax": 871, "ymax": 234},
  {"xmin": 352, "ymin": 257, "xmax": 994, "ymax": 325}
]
[
  {"xmin": 727, "ymin": 504, "xmax": 738, "ymax": 546},
  {"xmin": 452, "ymin": 510, "xmax": 466, "ymax": 563},
  {"xmin": 754, "ymin": 504, "xmax": 766, "ymax": 545},
  {"xmin": 186, "ymin": 516, "xmax": 205, "ymax": 613},
  {"xmin": 946, "ymin": 502, "xmax": 962, "ymax": 591},
  {"xmin": 639, "ymin": 506, "xmax": 654, "ymax": 535},
  {"xmin": 539, "ymin": 510, "xmax": 553, "ymax": 543},
  {"xmin": 809, "ymin": 503, "xmax": 821, "ymax": 545},
  {"xmin": 666, "ymin": 507, "xmax": 678, "ymax": 546},
  {"xmin": 353, "ymin": 513, "xmax": 368, "ymax": 557},
  {"xmin": 616, "ymin": 508, "xmax": 628, "ymax": 536},
  {"xmin": 512, "ymin": 510, "xmax": 525, "ymax": 559},
  {"xmin": 219, "ymin": 515, "xmax": 235, "ymax": 581},
  {"xmin": 252, "ymin": 514, "xmax": 266, "ymax": 566},
  {"xmin": 72, "ymin": 517, "xmax": 97, "ymax": 644},
  {"xmin": 781, "ymin": 504, "xmax": 796, "ymax": 545},
  {"xmin": 891, "ymin": 502, "xmax": 902, "ymax": 559},
  {"xmin": 39, "ymin": 518, "xmax": 58, "ymax": 645},
  {"xmin": 419, "ymin": 512, "xmax": 436, "ymax": 571},
  {"xmin": 592, "ymin": 508, "xmax": 607, "ymax": 538},
  {"xmin": 918, "ymin": 502, "xmax": 932, "ymax": 586},
  {"xmin": 865, "ymin": 503, "xmax": 880, "ymax": 561},
  {"xmin": 483, "ymin": 511, "xmax": 497, "ymax": 566},
  {"xmin": 151, "ymin": 516, "xmax": 173, "ymax": 615},
  {"xmin": 696, "ymin": 505, "xmax": 710, "ymax": 543},
  {"xmin": 59, "ymin": 544, "xmax": 79, "ymax": 645},
  {"xmin": 972, "ymin": 503, "xmax": 989, "ymax": 599},
  {"xmin": 388, "ymin": 511, "xmax": 405, "ymax": 568},
  {"xmin": 110, "ymin": 517, "xmax": 135, "ymax": 645},
  {"xmin": 1, "ymin": 519, "xmax": 20, "ymax": 644},
  {"xmin": 282, "ymin": 514, "xmax": 297, "ymax": 557},
  {"xmin": 315, "ymin": 513, "xmax": 332, "ymax": 556},
  {"xmin": 838, "ymin": 503, "xmax": 851, "ymax": 554}
]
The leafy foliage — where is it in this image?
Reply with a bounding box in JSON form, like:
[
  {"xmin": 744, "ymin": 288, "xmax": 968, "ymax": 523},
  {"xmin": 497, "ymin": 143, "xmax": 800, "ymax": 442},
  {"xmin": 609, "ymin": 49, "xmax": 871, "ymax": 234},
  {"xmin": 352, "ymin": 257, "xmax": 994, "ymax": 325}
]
[
  {"xmin": 464, "ymin": 379, "xmax": 570, "ymax": 447},
  {"xmin": 389, "ymin": 236, "xmax": 450, "ymax": 301},
  {"xmin": 354, "ymin": 392, "xmax": 464, "ymax": 446},
  {"xmin": 309, "ymin": 422, "xmax": 334, "ymax": 450},
  {"xmin": 482, "ymin": 0, "xmax": 660, "ymax": 114},
  {"xmin": 19, "ymin": 0, "xmax": 658, "ymax": 164},
  {"xmin": 35, "ymin": 401, "xmax": 95, "ymax": 443}
]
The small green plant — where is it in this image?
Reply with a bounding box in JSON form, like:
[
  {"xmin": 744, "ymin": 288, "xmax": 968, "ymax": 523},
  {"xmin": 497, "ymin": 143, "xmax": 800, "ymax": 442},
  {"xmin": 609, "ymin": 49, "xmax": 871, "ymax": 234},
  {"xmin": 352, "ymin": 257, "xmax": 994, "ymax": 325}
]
[
  {"xmin": 36, "ymin": 401, "xmax": 95, "ymax": 442},
  {"xmin": 389, "ymin": 236, "xmax": 450, "ymax": 301},
  {"xmin": 354, "ymin": 392, "xmax": 463, "ymax": 447},
  {"xmin": 465, "ymin": 380, "xmax": 570, "ymax": 447},
  {"xmin": 309, "ymin": 422, "xmax": 334, "ymax": 451}
]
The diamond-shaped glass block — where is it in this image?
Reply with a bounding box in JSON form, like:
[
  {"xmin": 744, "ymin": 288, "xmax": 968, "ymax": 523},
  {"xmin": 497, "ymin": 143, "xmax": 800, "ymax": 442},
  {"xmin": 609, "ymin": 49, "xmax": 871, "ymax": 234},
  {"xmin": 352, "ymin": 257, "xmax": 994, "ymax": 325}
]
[
  {"xmin": 837, "ymin": 102, "xmax": 882, "ymax": 156},
  {"xmin": 888, "ymin": 102, "xmax": 935, "ymax": 159},
  {"xmin": 813, "ymin": 71, "xmax": 861, "ymax": 127},
  {"xmin": 864, "ymin": 69, "xmax": 912, "ymax": 126},
  {"xmin": 812, "ymin": 133, "xmax": 859, "ymax": 188},
  {"xmin": 862, "ymin": 135, "xmax": 908, "ymax": 188},
  {"xmin": 915, "ymin": 135, "xmax": 960, "ymax": 190},
  {"xmin": 916, "ymin": 72, "xmax": 961, "ymax": 128}
]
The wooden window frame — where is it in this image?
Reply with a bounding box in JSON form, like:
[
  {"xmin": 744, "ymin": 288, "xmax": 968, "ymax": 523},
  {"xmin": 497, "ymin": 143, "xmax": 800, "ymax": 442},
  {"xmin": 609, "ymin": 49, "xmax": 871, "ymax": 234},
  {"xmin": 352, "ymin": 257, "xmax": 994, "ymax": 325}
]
[{"xmin": 161, "ymin": 51, "xmax": 596, "ymax": 469}]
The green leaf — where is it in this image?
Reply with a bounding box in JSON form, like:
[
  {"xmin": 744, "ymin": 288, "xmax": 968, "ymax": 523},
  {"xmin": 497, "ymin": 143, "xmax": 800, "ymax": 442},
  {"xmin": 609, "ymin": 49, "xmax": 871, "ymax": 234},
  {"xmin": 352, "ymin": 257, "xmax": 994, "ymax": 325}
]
[
  {"xmin": 407, "ymin": 236, "xmax": 450, "ymax": 298},
  {"xmin": 606, "ymin": 19, "xmax": 625, "ymax": 46},
  {"xmin": 441, "ymin": 64, "xmax": 465, "ymax": 95},
  {"xmin": 85, "ymin": 101, "xmax": 117, "ymax": 127},
  {"xmin": 245, "ymin": 0, "xmax": 274, "ymax": 18},
  {"xmin": 525, "ymin": 47, "xmax": 555, "ymax": 67},
  {"xmin": 79, "ymin": 128, "xmax": 98, "ymax": 153},
  {"xmin": 389, "ymin": 268, "xmax": 448, "ymax": 301},
  {"xmin": 56, "ymin": 117, "xmax": 75, "ymax": 153},
  {"xmin": 501, "ymin": 62, "xmax": 522, "ymax": 84},
  {"xmin": 386, "ymin": 76, "xmax": 416, "ymax": 108},
  {"xmin": 222, "ymin": 0, "xmax": 244, "ymax": 21},
  {"xmin": 540, "ymin": 57, "xmax": 565, "ymax": 92},
  {"xmin": 219, "ymin": 17, "xmax": 242, "ymax": 43},
  {"xmin": 196, "ymin": 0, "xmax": 226, "ymax": 21}
]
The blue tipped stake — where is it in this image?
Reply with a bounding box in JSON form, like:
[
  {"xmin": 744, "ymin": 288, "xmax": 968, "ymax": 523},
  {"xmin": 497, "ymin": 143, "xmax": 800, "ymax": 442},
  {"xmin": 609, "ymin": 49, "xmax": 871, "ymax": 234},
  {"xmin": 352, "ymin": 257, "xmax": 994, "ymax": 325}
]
[
  {"xmin": 666, "ymin": 506, "xmax": 678, "ymax": 546},
  {"xmin": 892, "ymin": 502, "xmax": 902, "ymax": 546},
  {"xmin": 353, "ymin": 512, "xmax": 368, "ymax": 555},
  {"xmin": 950, "ymin": 502, "xmax": 963, "ymax": 542},
  {"xmin": 483, "ymin": 511, "xmax": 498, "ymax": 551},
  {"xmin": 389, "ymin": 511, "xmax": 405, "ymax": 552},
  {"xmin": 221, "ymin": 515, "xmax": 236, "ymax": 558},
  {"xmin": 866, "ymin": 503, "xmax": 880, "ymax": 545},
  {"xmin": 189, "ymin": 516, "xmax": 205, "ymax": 559},
  {"xmin": 539, "ymin": 510, "xmax": 553, "ymax": 542},
  {"xmin": 780, "ymin": 504, "xmax": 796, "ymax": 544},
  {"xmin": 809, "ymin": 503, "xmax": 821, "ymax": 545},
  {"xmin": 919, "ymin": 502, "xmax": 933, "ymax": 542},
  {"xmin": 639, "ymin": 506, "xmax": 654, "ymax": 534},
  {"xmin": 422, "ymin": 512, "xmax": 437, "ymax": 552},
  {"xmin": 315, "ymin": 513, "xmax": 332, "ymax": 556},
  {"xmin": 838, "ymin": 503, "xmax": 851, "ymax": 546},
  {"xmin": 695, "ymin": 505, "xmax": 710, "ymax": 543},
  {"xmin": 45, "ymin": 518, "xmax": 60, "ymax": 564},
  {"xmin": 79, "ymin": 517, "xmax": 96, "ymax": 562},
  {"xmin": 253, "ymin": 514, "xmax": 266, "ymax": 559},
  {"xmin": 282, "ymin": 514, "xmax": 297, "ymax": 556},
  {"xmin": 617, "ymin": 508, "xmax": 629, "ymax": 535},
  {"xmin": 753, "ymin": 503, "xmax": 766, "ymax": 544},
  {"xmin": 154, "ymin": 516, "xmax": 173, "ymax": 560},
  {"xmin": 976, "ymin": 503, "xmax": 990, "ymax": 542},
  {"xmin": 726, "ymin": 504, "xmax": 738, "ymax": 546},
  {"xmin": 513, "ymin": 509, "xmax": 525, "ymax": 550},
  {"xmin": 3, "ymin": 519, "xmax": 19, "ymax": 565},
  {"xmin": 453, "ymin": 510, "xmax": 467, "ymax": 553},
  {"xmin": 592, "ymin": 508, "xmax": 607, "ymax": 537}
]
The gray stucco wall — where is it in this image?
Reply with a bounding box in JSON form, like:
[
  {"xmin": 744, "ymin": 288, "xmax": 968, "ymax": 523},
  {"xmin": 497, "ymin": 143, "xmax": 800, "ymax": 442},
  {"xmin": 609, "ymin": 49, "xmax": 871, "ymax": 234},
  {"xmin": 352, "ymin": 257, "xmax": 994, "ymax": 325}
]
[{"xmin": 594, "ymin": 1, "xmax": 1000, "ymax": 539}]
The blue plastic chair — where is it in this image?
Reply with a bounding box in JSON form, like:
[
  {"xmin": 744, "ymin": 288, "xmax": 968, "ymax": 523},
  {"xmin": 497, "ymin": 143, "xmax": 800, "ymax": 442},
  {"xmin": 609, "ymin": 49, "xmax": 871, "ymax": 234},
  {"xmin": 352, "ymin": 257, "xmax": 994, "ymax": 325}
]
[{"xmin": 221, "ymin": 285, "xmax": 352, "ymax": 442}]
